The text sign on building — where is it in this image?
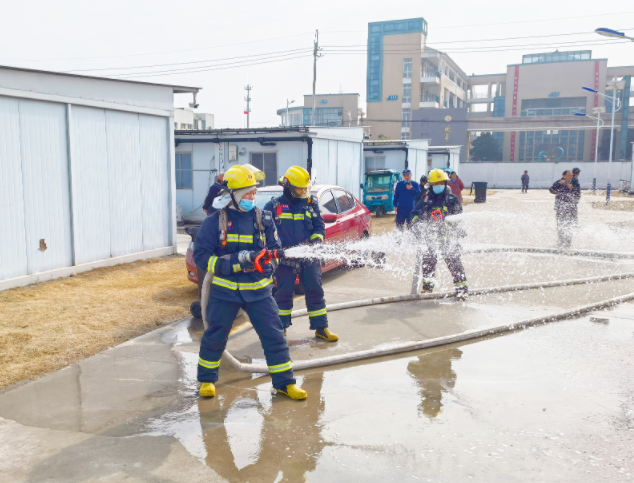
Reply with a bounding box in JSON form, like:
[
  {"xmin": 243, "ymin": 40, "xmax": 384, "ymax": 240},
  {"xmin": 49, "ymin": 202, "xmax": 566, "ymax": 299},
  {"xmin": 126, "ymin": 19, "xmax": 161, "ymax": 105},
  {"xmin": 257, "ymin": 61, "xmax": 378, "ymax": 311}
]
[
  {"xmin": 386, "ymin": 95, "xmax": 398, "ymax": 101},
  {"xmin": 549, "ymin": 92, "xmax": 560, "ymax": 97},
  {"xmin": 319, "ymin": 100, "xmax": 328, "ymax": 104}
]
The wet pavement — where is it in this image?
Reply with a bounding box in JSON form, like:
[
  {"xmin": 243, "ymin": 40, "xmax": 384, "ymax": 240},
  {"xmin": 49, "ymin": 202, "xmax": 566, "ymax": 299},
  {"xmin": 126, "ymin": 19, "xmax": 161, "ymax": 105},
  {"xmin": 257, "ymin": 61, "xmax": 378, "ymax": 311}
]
[{"xmin": 1, "ymin": 190, "xmax": 634, "ymax": 482}]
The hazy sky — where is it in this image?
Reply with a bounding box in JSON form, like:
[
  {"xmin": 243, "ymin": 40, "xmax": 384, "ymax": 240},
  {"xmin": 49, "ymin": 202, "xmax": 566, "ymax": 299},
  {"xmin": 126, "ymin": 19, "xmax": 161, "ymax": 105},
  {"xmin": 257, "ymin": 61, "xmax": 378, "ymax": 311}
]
[{"xmin": 2, "ymin": 0, "xmax": 633, "ymax": 128}]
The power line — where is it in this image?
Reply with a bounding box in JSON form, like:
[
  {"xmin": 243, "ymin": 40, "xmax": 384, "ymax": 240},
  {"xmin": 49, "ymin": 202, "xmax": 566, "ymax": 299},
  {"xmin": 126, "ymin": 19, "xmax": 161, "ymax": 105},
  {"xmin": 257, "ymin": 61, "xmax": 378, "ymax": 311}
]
[
  {"xmin": 65, "ymin": 48, "xmax": 313, "ymax": 73},
  {"xmin": 1, "ymin": 32, "xmax": 314, "ymax": 63},
  {"xmin": 110, "ymin": 53, "xmax": 313, "ymax": 78}
]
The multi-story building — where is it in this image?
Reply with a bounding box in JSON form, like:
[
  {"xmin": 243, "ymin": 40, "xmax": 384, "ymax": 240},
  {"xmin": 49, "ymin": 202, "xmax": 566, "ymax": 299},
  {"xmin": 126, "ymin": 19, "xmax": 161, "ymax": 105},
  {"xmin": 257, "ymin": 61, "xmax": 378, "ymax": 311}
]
[
  {"xmin": 365, "ymin": 18, "xmax": 469, "ymax": 141},
  {"xmin": 277, "ymin": 93, "xmax": 360, "ymax": 127},
  {"xmin": 174, "ymin": 108, "xmax": 214, "ymax": 130},
  {"xmin": 468, "ymin": 50, "xmax": 634, "ymax": 161}
]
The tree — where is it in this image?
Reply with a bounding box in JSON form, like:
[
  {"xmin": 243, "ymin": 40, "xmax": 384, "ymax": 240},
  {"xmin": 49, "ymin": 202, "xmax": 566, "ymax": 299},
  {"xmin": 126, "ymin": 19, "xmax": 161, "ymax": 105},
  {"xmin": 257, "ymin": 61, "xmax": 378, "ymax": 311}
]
[{"xmin": 470, "ymin": 132, "xmax": 502, "ymax": 161}]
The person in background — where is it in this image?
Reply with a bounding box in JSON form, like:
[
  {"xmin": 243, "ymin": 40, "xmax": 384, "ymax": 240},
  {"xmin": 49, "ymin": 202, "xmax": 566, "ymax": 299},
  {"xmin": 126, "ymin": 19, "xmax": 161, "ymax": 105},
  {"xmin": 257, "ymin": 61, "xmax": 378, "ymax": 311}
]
[
  {"xmin": 445, "ymin": 169, "xmax": 464, "ymax": 202},
  {"xmin": 393, "ymin": 169, "xmax": 421, "ymax": 230},
  {"xmin": 203, "ymin": 172, "xmax": 225, "ymax": 217},
  {"xmin": 571, "ymin": 168, "xmax": 581, "ymax": 201},
  {"xmin": 521, "ymin": 170, "xmax": 529, "ymax": 193},
  {"xmin": 417, "ymin": 175, "xmax": 428, "ymax": 203},
  {"xmin": 549, "ymin": 170, "xmax": 577, "ymax": 249}
]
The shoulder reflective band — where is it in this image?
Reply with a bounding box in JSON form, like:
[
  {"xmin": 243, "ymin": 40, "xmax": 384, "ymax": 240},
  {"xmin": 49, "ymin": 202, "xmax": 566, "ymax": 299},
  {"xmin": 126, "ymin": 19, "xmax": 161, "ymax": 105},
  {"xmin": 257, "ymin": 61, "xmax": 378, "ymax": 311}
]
[
  {"xmin": 310, "ymin": 234, "xmax": 324, "ymax": 242},
  {"xmin": 308, "ymin": 307, "xmax": 327, "ymax": 318},
  {"xmin": 207, "ymin": 256, "xmax": 218, "ymax": 272},
  {"xmin": 226, "ymin": 234, "xmax": 254, "ymax": 243},
  {"xmin": 305, "ymin": 211, "xmax": 312, "ymax": 218},
  {"xmin": 269, "ymin": 361, "xmax": 293, "ymax": 373},
  {"xmin": 212, "ymin": 277, "xmax": 273, "ymax": 291},
  {"xmin": 198, "ymin": 357, "xmax": 220, "ymax": 369}
]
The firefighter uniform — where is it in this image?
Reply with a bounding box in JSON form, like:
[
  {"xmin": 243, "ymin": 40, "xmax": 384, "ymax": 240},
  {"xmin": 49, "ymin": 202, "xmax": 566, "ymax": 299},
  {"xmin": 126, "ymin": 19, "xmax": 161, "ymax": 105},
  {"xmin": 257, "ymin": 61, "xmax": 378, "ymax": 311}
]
[
  {"xmin": 263, "ymin": 166, "xmax": 337, "ymax": 342},
  {"xmin": 193, "ymin": 165, "xmax": 305, "ymax": 399},
  {"xmin": 411, "ymin": 170, "xmax": 468, "ymax": 298},
  {"xmin": 264, "ymin": 194, "xmax": 328, "ymax": 330}
]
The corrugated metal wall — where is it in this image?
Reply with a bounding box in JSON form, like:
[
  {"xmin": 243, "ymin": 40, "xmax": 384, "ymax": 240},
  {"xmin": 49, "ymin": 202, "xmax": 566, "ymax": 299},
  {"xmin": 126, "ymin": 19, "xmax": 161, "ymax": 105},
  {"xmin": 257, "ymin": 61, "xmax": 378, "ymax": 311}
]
[
  {"xmin": 0, "ymin": 97, "xmax": 27, "ymax": 279},
  {"xmin": 19, "ymin": 99, "xmax": 73, "ymax": 274},
  {"xmin": 0, "ymin": 95, "xmax": 172, "ymax": 282}
]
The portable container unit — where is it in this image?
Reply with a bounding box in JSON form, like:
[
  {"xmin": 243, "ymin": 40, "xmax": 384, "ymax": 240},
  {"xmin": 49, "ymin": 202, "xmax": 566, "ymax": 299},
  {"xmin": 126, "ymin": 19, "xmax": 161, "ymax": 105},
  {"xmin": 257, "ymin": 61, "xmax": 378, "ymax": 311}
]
[
  {"xmin": 174, "ymin": 126, "xmax": 365, "ymax": 221},
  {"xmin": 0, "ymin": 65, "xmax": 199, "ymax": 290},
  {"xmin": 363, "ymin": 140, "xmax": 430, "ymax": 182}
]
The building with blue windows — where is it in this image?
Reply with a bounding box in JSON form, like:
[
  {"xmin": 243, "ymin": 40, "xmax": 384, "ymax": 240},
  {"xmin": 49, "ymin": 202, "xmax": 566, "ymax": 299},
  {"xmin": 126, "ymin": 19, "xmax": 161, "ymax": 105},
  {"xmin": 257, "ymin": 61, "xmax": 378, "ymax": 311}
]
[
  {"xmin": 277, "ymin": 93, "xmax": 360, "ymax": 127},
  {"xmin": 364, "ymin": 18, "xmax": 470, "ymax": 141},
  {"xmin": 467, "ymin": 50, "xmax": 634, "ymax": 161}
]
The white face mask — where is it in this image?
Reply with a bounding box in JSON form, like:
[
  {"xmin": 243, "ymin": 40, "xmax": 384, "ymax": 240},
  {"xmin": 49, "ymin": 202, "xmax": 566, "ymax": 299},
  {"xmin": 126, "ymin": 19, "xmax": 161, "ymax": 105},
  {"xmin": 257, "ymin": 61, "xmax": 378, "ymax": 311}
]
[{"xmin": 212, "ymin": 193, "xmax": 231, "ymax": 210}]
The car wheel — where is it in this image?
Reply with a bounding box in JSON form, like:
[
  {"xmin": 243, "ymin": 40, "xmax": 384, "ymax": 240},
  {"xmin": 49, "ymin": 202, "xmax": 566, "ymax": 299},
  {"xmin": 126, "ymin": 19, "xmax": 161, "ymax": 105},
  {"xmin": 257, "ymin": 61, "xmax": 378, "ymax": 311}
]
[
  {"xmin": 346, "ymin": 232, "xmax": 369, "ymax": 269},
  {"xmin": 375, "ymin": 206, "xmax": 383, "ymax": 218},
  {"xmin": 190, "ymin": 301, "xmax": 202, "ymax": 319},
  {"xmin": 294, "ymin": 280, "xmax": 306, "ymax": 295}
]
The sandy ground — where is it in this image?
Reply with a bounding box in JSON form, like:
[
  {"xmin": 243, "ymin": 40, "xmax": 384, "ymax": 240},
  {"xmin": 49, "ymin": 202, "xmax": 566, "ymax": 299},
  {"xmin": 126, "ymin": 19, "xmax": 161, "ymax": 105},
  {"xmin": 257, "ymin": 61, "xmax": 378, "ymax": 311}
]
[{"xmin": 0, "ymin": 256, "xmax": 197, "ymax": 390}]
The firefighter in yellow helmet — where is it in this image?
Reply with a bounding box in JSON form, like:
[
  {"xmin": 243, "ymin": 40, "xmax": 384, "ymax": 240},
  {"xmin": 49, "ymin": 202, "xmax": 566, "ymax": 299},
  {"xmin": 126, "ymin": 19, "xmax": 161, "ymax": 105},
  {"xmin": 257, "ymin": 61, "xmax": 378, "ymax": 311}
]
[
  {"xmin": 263, "ymin": 166, "xmax": 338, "ymax": 342},
  {"xmin": 410, "ymin": 168, "xmax": 469, "ymax": 300},
  {"xmin": 194, "ymin": 164, "xmax": 307, "ymax": 400}
]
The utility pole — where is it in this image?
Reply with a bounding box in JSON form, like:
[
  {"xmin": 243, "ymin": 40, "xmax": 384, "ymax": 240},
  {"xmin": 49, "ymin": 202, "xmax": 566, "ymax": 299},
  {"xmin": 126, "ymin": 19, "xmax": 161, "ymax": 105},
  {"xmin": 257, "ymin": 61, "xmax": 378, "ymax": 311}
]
[
  {"xmin": 312, "ymin": 30, "xmax": 319, "ymax": 126},
  {"xmin": 244, "ymin": 84, "xmax": 252, "ymax": 128}
]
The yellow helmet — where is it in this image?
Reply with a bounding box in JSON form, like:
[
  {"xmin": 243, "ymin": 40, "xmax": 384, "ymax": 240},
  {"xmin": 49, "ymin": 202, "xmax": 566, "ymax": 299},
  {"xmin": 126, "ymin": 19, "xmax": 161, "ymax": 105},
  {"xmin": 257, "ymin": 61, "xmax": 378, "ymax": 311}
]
[
  {"xmin": 428, "ymin": 168, "xmax": 450, "ymax": 184},
  {"xmin": 224, "ymin": 165, "xmax": 258, "ymax": 190},
  {"xmin": 281, "ymin": 165, "xmax": 311, "ymax": 198}
]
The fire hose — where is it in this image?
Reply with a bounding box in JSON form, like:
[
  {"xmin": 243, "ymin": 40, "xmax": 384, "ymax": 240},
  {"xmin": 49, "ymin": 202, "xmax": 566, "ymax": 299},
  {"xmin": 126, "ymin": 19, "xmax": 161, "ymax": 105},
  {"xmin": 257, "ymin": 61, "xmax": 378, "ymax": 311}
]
[{"xmin": 196, "ymin": 247, "xmax": 634, "ymax": 374}]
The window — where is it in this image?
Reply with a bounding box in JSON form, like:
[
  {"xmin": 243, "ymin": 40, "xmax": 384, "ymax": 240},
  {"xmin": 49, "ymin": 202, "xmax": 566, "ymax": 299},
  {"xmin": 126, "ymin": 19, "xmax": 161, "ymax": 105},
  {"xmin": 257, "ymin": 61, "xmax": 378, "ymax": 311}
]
[
  {"xmin": 318, "ymin": 190, "xmax": 338, "ymax": 215},
  {"xmin": 402, "ymin": 109, "xmax": 411, "ymax": 128},
  {"xmin": 176, "ymin": 153, "xmax": 192, "ymax": 189},
  {"xmin": 250, "ymin": 153, "xmax": 278, "ymax": 186},
  {"xmin": 332, "ymin": 189, "xmax": 355, "ymax": 213},
  {"xmin": 401, "ymin": 132, "xmax": 410, "ymax": 140},
  {"xmin": 518, "ymin": 129, "xmax": 586, "ymax": 162},
  {"xmin": 194, "ymin": 120, "xmax": 199, "ymax": 129},
  {"xmin": 522, "ymin": 50, "xmax": 591, "ymax": 64},
  {"xmin": 365, "ymin": 156, "xmax": 385, "ymax": 173},
  {"xmin": 403, "ymin": 58, "xmax": 412, "ymax": 79},
  {"xmin": 402, "ymin": 85, "xmax": 411, "ymax": 104}
]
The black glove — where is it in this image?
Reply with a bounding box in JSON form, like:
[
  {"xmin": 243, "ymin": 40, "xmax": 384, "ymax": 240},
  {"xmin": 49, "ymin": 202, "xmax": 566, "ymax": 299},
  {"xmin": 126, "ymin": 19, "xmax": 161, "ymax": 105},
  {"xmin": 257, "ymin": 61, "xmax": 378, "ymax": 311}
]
[{"xmin": 310, "ymin": 237, "xmax": 324, "ymax": 245}]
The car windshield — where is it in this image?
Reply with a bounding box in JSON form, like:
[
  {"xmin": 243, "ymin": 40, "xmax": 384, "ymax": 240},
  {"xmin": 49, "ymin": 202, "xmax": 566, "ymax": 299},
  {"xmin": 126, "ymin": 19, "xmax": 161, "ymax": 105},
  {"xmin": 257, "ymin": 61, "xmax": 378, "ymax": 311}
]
[
  {"xmin": 366, "ymin": 174, "xmax": 392, "ymax": 192},
  {"xmin": 254, "ymin": 189, "xmax": 318, "ymax": 209}
]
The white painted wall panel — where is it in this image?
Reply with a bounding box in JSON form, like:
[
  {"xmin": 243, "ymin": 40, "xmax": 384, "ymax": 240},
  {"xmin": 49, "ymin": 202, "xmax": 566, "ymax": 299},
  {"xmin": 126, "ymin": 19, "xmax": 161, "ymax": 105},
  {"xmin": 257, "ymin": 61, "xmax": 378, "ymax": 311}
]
[
  {"xmin": 0, "ymin": 96, "xmax": 27, "ymax": 280},
  {"xmin": 105, "ymin": 110, "xmax": 143, "ymax": 257},
  {"xmin": 18, "ymin": 99, "xmax": 73, "ymax": 274},
  {"xmin": 139, "ymin": 114, "xmax": 170, "ymax": 250},
  {"xmin": 460, "ymin": 161, "xmax": 632, "ymax": 189},
  {"xmin": 70, "ymin": 106, "xmax": 111, "ymax": 264},
  {"xmin": 337, "ymin": 142, "xmax": 356, "ymax": 196}
]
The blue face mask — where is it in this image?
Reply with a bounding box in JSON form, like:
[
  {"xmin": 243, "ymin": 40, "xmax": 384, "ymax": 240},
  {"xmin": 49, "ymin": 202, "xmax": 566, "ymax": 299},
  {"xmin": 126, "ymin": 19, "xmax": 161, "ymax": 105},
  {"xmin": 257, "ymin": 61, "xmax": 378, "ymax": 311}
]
[
  {"xmin": 239, "ymin": 199, "xmax": 255, "ymax": 211},
  {"xmin": 432, "ymin": 185, "xmax": 445, "ymax": 194}
]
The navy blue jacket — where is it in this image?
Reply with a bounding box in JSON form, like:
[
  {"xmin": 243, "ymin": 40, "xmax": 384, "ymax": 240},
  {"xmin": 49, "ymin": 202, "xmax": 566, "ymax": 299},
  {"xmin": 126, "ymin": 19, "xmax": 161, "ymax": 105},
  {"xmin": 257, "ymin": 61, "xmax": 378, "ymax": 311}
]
[
  {"xmin": 193, "ymin": 208, "xmax": 281, "ymax": 302},
  {"xmin": 393, "ymin": 180, "xmax": 421, "ymax": 212},
  {"xmin": 202, "ymin": 181, "xmax": 224, "ymax": 214},
  {"xmin": 263, "ymin": 195, "xmax": 326, "ymax": 248}
]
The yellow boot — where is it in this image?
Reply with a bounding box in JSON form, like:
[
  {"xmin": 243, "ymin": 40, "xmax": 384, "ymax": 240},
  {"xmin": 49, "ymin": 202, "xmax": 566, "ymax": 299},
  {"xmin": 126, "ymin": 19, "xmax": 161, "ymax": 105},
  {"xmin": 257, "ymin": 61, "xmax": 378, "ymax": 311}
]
[
  {"xmin": 278, "ymin": 384, "xmax": 308, "ymax": 400},
  {"xmin": 315, "ymin": 328, "xmax": 339, "ymax": 342},
  {"xmin": 199, "ymin": 382, "xmax": 216, "ymax": 398}
]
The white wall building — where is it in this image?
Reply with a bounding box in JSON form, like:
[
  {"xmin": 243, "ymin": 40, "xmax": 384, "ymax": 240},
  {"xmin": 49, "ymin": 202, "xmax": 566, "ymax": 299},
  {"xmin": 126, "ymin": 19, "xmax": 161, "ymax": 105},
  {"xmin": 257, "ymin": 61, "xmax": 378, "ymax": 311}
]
[
  {"xmin": 174, "ymin": 127, "xmax": 365, "ymax": 221},
  {"xmin": 0, "ymin": 65, "xmax": 199, "ymax": 290},
  {"xmin": 174, "ymin": 107, "xmax": 214, "ymax": 130}
]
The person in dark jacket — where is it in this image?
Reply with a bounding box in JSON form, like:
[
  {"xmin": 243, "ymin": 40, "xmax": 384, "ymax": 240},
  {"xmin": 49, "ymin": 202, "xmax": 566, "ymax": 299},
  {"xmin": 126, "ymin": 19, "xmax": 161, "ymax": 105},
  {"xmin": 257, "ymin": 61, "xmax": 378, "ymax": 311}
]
[
  {"xmin": 411, "ymin": 169, "xmax": 468, "ymax": 300},
  {"xmin": 521, "ymin": 171, "xmax": 529, "ymax": 193},
  {"xmin": 416, "ymin": 175, "xmax": 428, "ymax": 203},
  {"xmin": 202, "ymin": 172, "xmax": 225, "ymax": 216},
  {"xmin": 194, "ymin": 165, "xmax": 307, "ymax": 400},
  {"xmin": 264, "ymin": 166, "xmax": 338, "ymax": 342},
  {"xmin": 549, "ymin": 170, "xmax": 577, "ymax": 248},
  {"xmin": 393, "ymin": 169, "xmax": 421, "ymax": 230}
]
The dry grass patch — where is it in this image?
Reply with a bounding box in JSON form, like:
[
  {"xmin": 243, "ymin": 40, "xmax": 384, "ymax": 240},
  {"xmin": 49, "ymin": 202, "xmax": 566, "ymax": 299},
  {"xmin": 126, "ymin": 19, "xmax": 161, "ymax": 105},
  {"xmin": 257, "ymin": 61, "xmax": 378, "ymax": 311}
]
[{"xmin": 0, "ymin": 255, "xmax": 197, "ymax": 389}]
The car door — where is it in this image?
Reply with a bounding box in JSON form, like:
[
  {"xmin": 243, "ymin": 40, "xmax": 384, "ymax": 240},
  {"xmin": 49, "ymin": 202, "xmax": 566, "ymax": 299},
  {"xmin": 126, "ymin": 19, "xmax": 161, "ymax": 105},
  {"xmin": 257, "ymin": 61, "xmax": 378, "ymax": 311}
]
[
  {"xmin": 317, "ymin": 189, "xmax": 345, "ymax": 271},
  {"xmin": 331, "ymin": 189, "xmax": 357, "ymax": 241}
]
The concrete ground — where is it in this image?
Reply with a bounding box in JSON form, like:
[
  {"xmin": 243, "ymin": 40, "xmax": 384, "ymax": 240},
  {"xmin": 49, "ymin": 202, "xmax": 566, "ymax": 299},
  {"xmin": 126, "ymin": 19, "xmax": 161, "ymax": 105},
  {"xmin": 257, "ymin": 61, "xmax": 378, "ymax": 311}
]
[{"xmin": 1, "ymin": 190, "xmax": 634, "ymax": 482}]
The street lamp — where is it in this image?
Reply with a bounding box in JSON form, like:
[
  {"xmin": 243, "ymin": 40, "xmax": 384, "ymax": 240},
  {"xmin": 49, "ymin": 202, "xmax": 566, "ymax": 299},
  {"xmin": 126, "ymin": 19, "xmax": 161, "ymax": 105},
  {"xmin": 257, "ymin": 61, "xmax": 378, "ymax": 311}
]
[
  {"xmin": 595, "ymin": 28, "xmax": 634, "ymax": 41},
  {"xmin": 575, "ymin": 110, "xmax": 605, "ymax": 192},
  {"xmin": 286, "ymin": 99, "xmax": 295, "ymax": 127},
  {"xmin": 581, "ymin": 85, "xmax": 622, "ymax": 204}
]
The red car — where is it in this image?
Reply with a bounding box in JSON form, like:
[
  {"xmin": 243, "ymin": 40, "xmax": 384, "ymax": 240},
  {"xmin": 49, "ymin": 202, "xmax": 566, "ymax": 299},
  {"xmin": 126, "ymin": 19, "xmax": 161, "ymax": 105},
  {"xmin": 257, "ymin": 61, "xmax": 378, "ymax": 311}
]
[{"xmin": 185, "ymin": 184, "xmax": 371, "ymax": 317}]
